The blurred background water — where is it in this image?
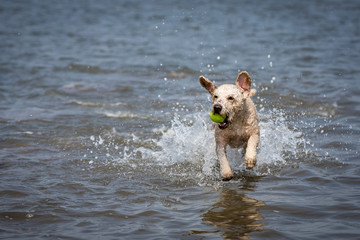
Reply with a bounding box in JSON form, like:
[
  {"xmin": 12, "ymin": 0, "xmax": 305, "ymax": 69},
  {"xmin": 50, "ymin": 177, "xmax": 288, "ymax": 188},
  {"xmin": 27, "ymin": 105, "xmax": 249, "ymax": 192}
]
[{"xmin": 1, "ymin": 0, "xmax": 359, "ymax": 239}]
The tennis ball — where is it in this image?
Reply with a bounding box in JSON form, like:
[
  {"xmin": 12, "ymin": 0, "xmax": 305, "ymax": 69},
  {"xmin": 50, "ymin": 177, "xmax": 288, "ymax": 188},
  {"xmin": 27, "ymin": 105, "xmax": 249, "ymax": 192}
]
[{"xmin": 210, "ymin": 111, "xmax": 226, "ymax": 123}]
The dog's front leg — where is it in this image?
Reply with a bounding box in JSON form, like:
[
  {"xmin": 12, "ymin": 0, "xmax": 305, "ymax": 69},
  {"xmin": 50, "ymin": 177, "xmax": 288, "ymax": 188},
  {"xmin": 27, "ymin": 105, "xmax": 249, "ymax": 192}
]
[
  {"xmin": 216, "ymin": 142, "xmax": 233, "ymax": 180},
  {"xmin": 244, "ymin": 134, "xmax": 259, "ymax": 169}
]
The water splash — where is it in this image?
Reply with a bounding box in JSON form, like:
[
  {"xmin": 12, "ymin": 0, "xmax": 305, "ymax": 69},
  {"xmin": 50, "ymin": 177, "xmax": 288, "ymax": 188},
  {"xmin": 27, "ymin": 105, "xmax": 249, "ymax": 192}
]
[
  {"xmin": 154, "ymin": 108, "xmax": 306, "ymax": 177},
  {"xmin": 256, "ymin": 109, "xmax": 305, "ymax": 174},
  {"xmin": 152, "ymin": 112, "xmax": 218, "ymax": 181},
  {"xmin": 81, "ymin": 107, "xmax": 307, "ymax": 184}
]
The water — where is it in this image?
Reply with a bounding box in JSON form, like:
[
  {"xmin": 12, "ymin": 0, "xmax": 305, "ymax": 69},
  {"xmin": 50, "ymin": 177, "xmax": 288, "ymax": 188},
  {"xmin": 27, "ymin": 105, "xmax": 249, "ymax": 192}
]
[{"xmin": 1, "ymin": 0, "xmax": 360, "ymax": 239}]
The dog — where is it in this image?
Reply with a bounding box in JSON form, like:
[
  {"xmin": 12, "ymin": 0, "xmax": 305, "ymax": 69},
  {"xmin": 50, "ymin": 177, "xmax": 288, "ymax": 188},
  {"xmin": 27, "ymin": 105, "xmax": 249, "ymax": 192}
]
[{"xmin": 199, "ymin": 71, "xmax": 259, "ymax": 180}]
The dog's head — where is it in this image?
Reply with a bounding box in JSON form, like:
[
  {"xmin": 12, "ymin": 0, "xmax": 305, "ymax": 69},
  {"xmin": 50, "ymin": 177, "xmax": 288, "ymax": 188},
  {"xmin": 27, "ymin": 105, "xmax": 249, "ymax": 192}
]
[{"xmin": 199, "ymin": 71, "xmax": 256, "ymax": 129}]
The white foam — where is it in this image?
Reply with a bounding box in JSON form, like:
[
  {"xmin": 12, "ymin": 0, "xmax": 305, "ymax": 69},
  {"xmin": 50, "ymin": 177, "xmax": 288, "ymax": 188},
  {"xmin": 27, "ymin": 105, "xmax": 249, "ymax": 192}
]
[
  {"xmin": 75, "ymin": 100, "xmax": 127, "ymax": 107},
  {"xmin": 98, "ymin": 110, "xmax": 151, "ymax": 120},
  {"xmin": 256, "ymin": 109, "xmax": 304, "ymax": 174},
  {"xmin": 154, "ymin": 113, "xmax": 218, "ymax": 177},
  {"xmin": 152, "ymin": 108, "xmax": 305, "ymax": 177},
  {"xmin": 83, "ymin": 108, "xmax": 306, "ymax": 183}
]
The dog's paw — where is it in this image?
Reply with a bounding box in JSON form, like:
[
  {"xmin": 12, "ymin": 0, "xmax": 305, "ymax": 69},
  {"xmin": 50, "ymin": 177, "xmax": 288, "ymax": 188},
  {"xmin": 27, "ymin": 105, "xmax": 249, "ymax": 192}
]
[
  {"xmin": 245, "ymin": 158, "xmax": 257, "ymax": 169},
  {"xmin": 221, "ymin": 173, "xmax": 233, "ymax": 181}
]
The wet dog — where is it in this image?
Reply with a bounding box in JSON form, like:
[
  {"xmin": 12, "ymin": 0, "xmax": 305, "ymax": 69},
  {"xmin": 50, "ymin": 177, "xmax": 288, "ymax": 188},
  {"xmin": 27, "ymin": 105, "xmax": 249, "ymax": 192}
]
[{"xmin": 199, "ymin": 72, "xmax": 259, "ymax": 180}]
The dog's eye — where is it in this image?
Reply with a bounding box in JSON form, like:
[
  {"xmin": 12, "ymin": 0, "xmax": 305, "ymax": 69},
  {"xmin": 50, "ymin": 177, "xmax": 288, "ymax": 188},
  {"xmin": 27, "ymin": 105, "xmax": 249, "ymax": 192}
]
[
  {"xmin": 227, "ymin": 96, "xmax": 234, "ymax": 100},
  {"xmin": 214, "ymin": 95, "xmax": 218, "ymax": 99}
]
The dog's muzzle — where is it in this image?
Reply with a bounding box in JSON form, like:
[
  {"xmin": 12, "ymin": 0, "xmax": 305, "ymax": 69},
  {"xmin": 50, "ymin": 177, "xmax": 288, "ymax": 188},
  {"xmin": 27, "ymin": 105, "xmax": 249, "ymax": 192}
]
[{"xmin": 213, "ymin": 103, "xmax": 229, "ymax": 129}]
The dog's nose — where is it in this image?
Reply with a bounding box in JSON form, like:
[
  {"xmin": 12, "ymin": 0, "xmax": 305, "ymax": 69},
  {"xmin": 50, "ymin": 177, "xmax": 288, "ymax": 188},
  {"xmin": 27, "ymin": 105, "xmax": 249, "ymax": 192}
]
[{"xmin": 213, "ymin": 103, "xmax": 222, "ymax": 114}]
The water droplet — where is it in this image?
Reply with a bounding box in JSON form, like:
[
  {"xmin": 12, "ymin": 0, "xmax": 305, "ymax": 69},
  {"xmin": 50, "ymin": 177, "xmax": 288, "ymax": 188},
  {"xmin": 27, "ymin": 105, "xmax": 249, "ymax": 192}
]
[{"xmin": 98, "ymin": 136, "xmax": 104, "ymax": 145}]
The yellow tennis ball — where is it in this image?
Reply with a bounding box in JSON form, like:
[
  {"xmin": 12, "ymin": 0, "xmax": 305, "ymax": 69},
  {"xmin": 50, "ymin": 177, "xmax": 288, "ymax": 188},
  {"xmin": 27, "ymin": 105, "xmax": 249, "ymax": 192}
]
[{"xmin": 210, "ymin": 111, "xmax": 226, "ymax": 123}]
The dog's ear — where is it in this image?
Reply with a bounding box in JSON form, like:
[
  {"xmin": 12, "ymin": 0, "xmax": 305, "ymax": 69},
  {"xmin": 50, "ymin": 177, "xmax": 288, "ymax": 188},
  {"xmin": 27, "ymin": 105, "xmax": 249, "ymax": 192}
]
[
  {"xmin": 199, "ymin": 76, "xmax": 217, "ymax": 94},
  {"xmin": 236, "ymin": 71, "xmax": 251, "ymax": 97}
]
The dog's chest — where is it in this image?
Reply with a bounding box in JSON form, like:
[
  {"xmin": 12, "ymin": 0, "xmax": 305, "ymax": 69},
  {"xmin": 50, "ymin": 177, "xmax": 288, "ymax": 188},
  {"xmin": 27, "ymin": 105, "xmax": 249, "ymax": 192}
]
[
  {"xmin": 216, "ymin": 126, "xmax": 250, "ymax": 148},
  {"xmin": 229, "ymin": 128, "xmax": 250, "ymax": 147}
]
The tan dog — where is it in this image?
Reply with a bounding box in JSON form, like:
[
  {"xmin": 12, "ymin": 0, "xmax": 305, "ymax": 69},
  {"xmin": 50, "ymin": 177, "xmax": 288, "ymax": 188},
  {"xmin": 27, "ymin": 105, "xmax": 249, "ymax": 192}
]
[{"xmin": 199, "ymin": 71, "xmax": 259, "ymax": 180}]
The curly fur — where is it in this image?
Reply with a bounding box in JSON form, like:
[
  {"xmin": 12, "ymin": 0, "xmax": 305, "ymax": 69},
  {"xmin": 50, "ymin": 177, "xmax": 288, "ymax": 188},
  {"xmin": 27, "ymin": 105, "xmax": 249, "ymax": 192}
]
[{"xmin": 199, "ymin": 71, "xmax": 259, "ymax": 180}]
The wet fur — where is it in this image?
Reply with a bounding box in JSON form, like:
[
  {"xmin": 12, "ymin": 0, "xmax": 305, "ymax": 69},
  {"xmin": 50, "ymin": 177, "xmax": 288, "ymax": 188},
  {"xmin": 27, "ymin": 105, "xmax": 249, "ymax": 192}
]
[{"xmin": 199, "ymin": 72, "xmax": 259, "ymax": 180}]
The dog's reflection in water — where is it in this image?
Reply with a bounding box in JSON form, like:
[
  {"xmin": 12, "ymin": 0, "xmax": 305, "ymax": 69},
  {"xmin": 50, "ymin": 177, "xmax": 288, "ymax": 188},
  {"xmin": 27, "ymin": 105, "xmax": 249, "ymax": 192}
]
[{"xmin": 202, "ymin": 188, "xmax": 265, "ymax": 239}]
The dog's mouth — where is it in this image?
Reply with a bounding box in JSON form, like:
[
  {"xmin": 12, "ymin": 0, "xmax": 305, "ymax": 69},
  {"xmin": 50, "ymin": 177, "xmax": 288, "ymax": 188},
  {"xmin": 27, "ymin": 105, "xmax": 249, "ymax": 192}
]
[{"xmin": 218, "ymin": 116, "xmax": 229, "ymax": 129}]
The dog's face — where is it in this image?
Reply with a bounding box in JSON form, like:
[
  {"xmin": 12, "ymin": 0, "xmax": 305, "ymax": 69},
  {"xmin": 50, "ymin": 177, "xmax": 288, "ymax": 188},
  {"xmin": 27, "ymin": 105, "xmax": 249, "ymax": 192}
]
[
  {"xmin": 211, "ymin": 84, "xmax": 245, "ymax": 128},
  {"xmin": 199, "ymin": 72, "xmax": 255, "ymax": 129}
]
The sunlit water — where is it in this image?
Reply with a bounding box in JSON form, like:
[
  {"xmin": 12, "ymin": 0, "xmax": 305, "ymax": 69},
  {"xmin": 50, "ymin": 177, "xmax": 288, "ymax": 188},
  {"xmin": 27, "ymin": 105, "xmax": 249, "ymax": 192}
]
[{"xmin": 1, "ymin": 0, "xmax": 360, "ymax": 239}]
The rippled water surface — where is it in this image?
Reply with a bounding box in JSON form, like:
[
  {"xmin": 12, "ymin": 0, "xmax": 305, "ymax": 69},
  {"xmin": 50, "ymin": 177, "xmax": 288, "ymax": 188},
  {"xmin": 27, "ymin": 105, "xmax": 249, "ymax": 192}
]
[{"xmin": 1, "ymin": 0, "xmax": 360, "ymax": 239}]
